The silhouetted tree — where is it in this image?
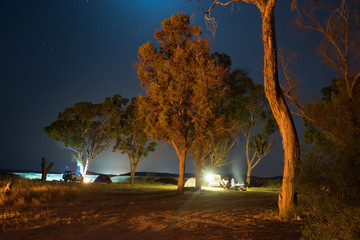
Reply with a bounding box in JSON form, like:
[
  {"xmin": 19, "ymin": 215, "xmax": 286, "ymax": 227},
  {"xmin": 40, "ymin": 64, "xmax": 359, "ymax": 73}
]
[
  {"xmin": 283, "ymin": 0, "xmax": 360, "ymax": 147},
  {"xmin": 41, "ymin": 157, "xmax": 54, "ymax": 182},
  {"xmin": 295, "ymin": 0, "xmax": 360, "ymax": 99},
  {"xmin": 137, "ymin": 12, "xmax": 228, "ymax": 193}
]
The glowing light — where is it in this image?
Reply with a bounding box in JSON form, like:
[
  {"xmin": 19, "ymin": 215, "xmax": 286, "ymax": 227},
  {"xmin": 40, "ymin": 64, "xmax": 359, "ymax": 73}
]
[
  {"xmin": 205, "ymin": 173, "xmax": 222, "ymax": 188},
  {"xmin": 206, "ymin": 173, "xmax": 214, "ymax": 184}
]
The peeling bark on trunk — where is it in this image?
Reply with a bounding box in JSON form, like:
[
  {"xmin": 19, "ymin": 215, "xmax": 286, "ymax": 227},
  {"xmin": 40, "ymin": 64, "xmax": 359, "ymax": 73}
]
[{"xmin": 261, "ymin": 1, "xmax": 300, "ymax": 217}]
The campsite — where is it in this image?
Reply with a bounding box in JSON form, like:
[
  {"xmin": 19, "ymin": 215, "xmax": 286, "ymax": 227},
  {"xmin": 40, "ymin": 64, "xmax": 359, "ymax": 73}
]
[{"xmin": 0, "ymin": 175, "xmax": 301, "ymax": 240}]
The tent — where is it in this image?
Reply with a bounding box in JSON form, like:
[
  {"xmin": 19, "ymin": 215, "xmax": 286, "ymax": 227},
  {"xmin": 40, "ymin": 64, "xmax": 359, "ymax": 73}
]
[
  {"xmin": 94, "ymin": 174, "xmax": 112, "ymax": 183},
  {"xmin": 184, "ymin": 177, "xmax": 196, "ymax": 187}
]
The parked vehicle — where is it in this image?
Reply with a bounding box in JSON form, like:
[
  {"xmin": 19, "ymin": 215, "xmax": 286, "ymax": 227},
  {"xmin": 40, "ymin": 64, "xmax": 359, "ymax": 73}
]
[{"xmin": 62, "ymin": 171, "xmax": 83, "ymax": 182}]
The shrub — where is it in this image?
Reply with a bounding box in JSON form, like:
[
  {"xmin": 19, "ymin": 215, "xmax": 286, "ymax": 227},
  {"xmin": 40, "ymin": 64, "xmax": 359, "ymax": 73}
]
[{"xmin": 297, "ymin": 146, "xmax": 360, "ymax": 239}]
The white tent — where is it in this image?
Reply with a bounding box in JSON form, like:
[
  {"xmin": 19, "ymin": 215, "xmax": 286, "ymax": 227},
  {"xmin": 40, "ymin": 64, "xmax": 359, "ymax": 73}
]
[{"xmin": 184, "ymin": 177, "xmax": 196, "ymax": 187}]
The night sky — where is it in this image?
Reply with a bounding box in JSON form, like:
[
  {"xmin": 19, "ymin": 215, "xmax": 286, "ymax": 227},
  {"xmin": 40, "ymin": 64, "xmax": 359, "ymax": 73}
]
[{"xmin": 1, "ymin": 0, "xmax": 336, "ymax": 177}]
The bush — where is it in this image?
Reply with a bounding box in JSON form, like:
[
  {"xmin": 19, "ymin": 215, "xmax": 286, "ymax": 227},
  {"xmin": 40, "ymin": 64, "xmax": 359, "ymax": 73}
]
[{"xmin": 297, "ymin": 146, "xmax": 360, "ymax": 239}]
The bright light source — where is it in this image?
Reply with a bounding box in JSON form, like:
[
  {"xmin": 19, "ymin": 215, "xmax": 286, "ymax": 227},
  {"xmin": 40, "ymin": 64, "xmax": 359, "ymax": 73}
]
[{"xmin": 206, "ymin": 173, "xmax": 214, "ymax": 184}]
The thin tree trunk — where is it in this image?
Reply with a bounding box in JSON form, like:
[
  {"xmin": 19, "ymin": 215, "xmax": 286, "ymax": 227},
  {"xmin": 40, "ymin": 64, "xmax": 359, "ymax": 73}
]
[
  {"xmin": 261, "ymin": 1, "xmax": 300, "ymax": 217},
  {"xmin": 41, "ymin": 157, "xmax": 54, "ymax": 182},
  {"xmin": 195, "ymin": 157, "xmax": 202, "ymax": 189},
  {"xmin": 130, "ymin": 168, "xmax": 135, "ymax": 184},
  {"xmin": 246, "ymin": 167, "xmax": 252, "ymax": 186},
  {"xmin": 245, "ymin": 129, "xmax": 252, "ymax": 186}
]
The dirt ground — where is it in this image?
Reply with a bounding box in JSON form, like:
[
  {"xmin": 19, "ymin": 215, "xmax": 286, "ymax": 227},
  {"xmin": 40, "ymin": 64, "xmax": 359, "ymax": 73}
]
[{"xmin": 0, "ymin": 187, "xmax": 302, "ymax": 240}]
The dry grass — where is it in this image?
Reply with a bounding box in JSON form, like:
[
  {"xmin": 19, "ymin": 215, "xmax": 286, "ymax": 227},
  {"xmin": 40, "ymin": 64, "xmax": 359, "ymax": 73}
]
[{"xmin": 0, "ymin": 175, "xmax": 302, "ymax": 239}]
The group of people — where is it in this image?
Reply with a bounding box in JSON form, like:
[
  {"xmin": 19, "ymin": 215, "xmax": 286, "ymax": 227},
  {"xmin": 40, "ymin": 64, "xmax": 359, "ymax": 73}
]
[{"xmin": 219, "ymin": 177, "xmax": 246, "ymax": 191}]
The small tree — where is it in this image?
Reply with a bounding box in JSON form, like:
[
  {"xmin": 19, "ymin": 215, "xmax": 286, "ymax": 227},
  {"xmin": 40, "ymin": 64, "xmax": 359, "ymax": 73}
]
[
  {"xmin": 225, "ymin": 69, "xmax": 277, "ymax": 185},
  {"xmin": 111, "ymin": 97, "xmax": 157, "ymax": 184},
  {"xmin": 137, "ymin": 12, "xmax": 228, "ymax": 193},
  {"xmin": 44, "ymin": 102, "xmax": 112, "ymax": 176}
]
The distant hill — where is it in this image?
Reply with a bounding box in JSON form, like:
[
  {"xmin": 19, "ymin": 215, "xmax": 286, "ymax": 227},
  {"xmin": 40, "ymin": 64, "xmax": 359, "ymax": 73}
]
[{"xmin": 120, "ymin": 172, "xmax": 188, "ymax": 177}]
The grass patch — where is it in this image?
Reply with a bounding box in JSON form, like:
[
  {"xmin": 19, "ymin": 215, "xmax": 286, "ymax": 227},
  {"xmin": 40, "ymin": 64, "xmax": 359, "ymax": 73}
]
[{"xmin": 0, "ymin": 177, "xmax": 179, "ymax": 206}]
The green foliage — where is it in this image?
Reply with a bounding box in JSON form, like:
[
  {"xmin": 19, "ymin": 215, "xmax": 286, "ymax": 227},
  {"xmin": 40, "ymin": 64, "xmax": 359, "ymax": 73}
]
[
  {"xmin": 102, "ymin": 95, "xmax": 156, "ymax": 184},
  {"xmin": 303, "ymin": 78, "xmax": 360, "ymax": 146},
  {"xmin": 113, "ymin": 98, "xmax": 156, "ymax": 159},
  {"xmin": 109, "ymin": 97, "xmax": 157, "ymax": 183},
  {"xmin": 225, "ymin": 69, "xmax": 277, "ymax": 184},
  {"xmin": 44, "ymin": 100, "xmax": 121, "ymax": 176},
  {"xmin": 297, "ymin": 147, "xmax": 360, "ymax": 239}
]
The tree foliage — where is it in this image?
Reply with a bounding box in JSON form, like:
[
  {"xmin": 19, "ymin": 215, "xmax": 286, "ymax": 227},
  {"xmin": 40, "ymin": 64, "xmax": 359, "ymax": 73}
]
[
  {"xmin": 44, "ymin": 101, "xmax": 113, "ymax": 176},
  {"xmin": 225, "ymin": 69, "xmax": 277, "ymax": 186},
  {"xmin": 137, "ymin": 12, "xmax": 228, "ymax": 193},
  {"xmin": 110, "ymin": 97, "xmax": 157, "ymax": 184},
  {"xmin": 298, "ymin": 79, "xmax": 360, "ymax": 239}
]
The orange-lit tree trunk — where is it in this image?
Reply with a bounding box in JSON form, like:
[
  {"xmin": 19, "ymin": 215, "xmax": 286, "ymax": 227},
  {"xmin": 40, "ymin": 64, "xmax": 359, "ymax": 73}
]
[
  {"xmin": 201, "ymin": 0, "xmax": 300, "ymax": 218},
  {"xmin": 172, "ymin": 140, "xmax": 187, "ymax": 194},
  {"xmin": 178, "ymin": 152, "xmax": 186, "ymax": 193},
  {"xmin": 260, "ymin": 0, "xmax": 300, "ymax": 217}
]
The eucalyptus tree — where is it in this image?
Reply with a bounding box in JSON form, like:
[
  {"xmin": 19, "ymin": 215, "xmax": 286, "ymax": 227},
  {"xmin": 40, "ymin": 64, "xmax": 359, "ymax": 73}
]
[
  {"xmin": 225, "ymin": 69, "xmax": 277, "ymax": 186},
  {"xmin": 195, "ymin": 0, "xmax": 299, "ymax": 217},
  {"xmin": 110, "ymin": 97, "xmax": 157, "ymax": 184},
  {"xmin": 44, "ymin": 101, "xmax": 113, "ymax": 176},
  {"xmin": 137, "ymin": 12, "xmax": 228, "ymax": 193}
]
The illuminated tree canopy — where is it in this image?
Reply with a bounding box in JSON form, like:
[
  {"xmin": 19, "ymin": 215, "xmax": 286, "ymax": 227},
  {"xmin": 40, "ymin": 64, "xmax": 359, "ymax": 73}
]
[{"xmin": 137, "ymin": 12, "xmax": 228, "ymax": 193}]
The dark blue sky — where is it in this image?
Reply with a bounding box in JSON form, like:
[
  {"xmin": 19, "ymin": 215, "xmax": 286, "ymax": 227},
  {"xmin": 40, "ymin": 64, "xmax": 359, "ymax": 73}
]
[{"xmin": 1, "ymin": 0, "xmax": 335, "ymax": 177}]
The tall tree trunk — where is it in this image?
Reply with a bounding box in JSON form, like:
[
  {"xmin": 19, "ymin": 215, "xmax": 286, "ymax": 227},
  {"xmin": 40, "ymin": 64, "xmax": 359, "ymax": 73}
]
[
  {"xmin": 172, "ymin": 141, "xmax": 187, "ymax": 194},
  {"xmin": 261, "ymin": 1, "xmax": 300, "ymax": 217},
  {"xmin": 177, "ymin": 150, "xmax": 187, "ymax": 193},
  {"xmin": 195, "ymin": 156, "xmax": 202, "ymax": 189}
]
